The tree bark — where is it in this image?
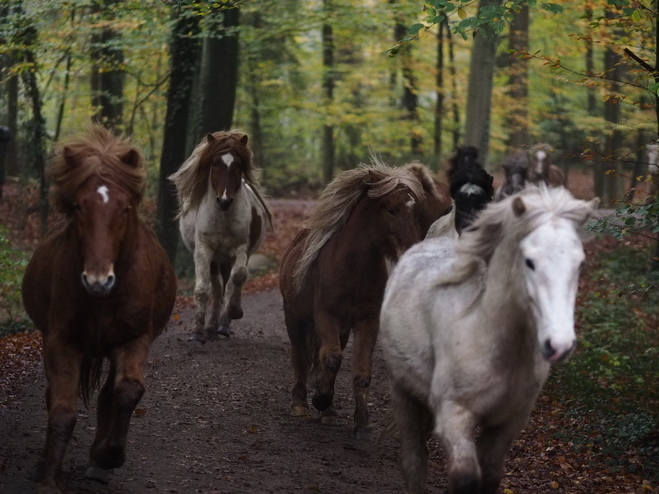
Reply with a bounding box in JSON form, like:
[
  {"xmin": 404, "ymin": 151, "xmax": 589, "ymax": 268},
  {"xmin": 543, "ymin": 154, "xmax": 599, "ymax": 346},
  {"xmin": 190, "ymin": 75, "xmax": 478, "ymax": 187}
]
[
  {"xmin": 198, "ymin": 4, "xmax": 240, "ymax": 137},
  {"xmin": 321, "ymin": 0, "xmax": 335, "ymax": 184},
  {"xmin": 446, "ymin": 21, "xmax": 460, "ymax": 150},
  {"xmin": 156, "ymin": 6, "xmax": 202, "ymax": 266},
  {"xmin": 434, "ymin": 20, "xmax": 445, "ymax": 170},
  {"xmin": 395, "ymin": 19, "xmax": 421, "ymax": 156},
  {"xmin": 505, "ymin": 4, "xmax": 529, "ymax": 149},
  {"xmin": 585, "ymin": 5, "xmax": 597, "ymax": 116},
  {"xmin": 90, "ymin": 0, "xmax": 125, "ymax": 129},
  {"xmin": 464, "ymin": 0, "xmax": 502, "ymax": 167}
]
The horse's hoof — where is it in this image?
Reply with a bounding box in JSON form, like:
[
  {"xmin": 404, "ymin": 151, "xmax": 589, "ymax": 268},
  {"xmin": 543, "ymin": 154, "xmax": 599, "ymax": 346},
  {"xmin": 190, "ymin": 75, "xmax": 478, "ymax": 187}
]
[
  {"xmin": 312, "ymin": 392, "xmax": 333, "ymax": 412},
  {"xmin": 188, "ymin": 331, "xmax": 206, "ymax": 343},
  {"xmin": 204, "ymin": 327, "xmax": 219, "ymax": 341},
  {"xmin": 228, "ymin": 306, "xmax": 244, "ymax": 320},
  {"xmin": 92, "ymin": 442, "xmax": 125, "ymax": 470},
  {"xmin": 85, "ymin": 460, "xmax": 110, "ymax": 484},
  {"xmin": 290, "ymin": 405, "xmax": 308, "ymax": 417},
  {"xmin": 320, "ymin": 413, "xmax": 338, "ymax": 426},
  {"xmin": 217, "ymin": 325, "xmax": 230, "ymax": 338}
]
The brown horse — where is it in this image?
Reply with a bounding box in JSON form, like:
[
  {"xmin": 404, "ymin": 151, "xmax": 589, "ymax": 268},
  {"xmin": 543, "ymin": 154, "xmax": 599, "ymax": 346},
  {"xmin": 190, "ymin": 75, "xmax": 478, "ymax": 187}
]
[
  {"xmin": 279, "ymin": 162, "xmax": 424, "ymax": 435},
  {"xmin": 403, "ymin": 161, "xmax": 451, "ymax": 235},
  {"xmin": 22, "ymin": 126, "xmax": 177, "ymax": 493}
]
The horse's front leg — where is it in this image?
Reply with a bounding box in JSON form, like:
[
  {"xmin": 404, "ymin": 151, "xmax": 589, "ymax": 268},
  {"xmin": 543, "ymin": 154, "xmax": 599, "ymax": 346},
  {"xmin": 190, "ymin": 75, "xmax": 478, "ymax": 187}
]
[
  {"xmin": 436, "ymin": 402, "xmax": 481, "ymax": 494},
  {"xmin": 218, "ymin": 245, "xmax": 248, "ymax": 336},
  {"xmin": 85, "ymin": 361, "xmax": 117, "ymax": 485},
  {"xmin": 476, "ymin": 413, "xmax": 529, "ymax": 494},
  {"xmin": 35, "ymin": 336, "xmax": 82, "ymax": 493},
  {"xmin": 90, "ymin": 333, "xmax": 150, "ymax": 473},
  {"xmin": 311, "ymin": 309, "xmax": 343, "ymax": 425},
  {"xmin": 351, "ymin": 316, "xmax": 378, "ymax": 436},
  {"xmin": 191, "ymin": 243, "xmax": 214, "ymax": 342}
]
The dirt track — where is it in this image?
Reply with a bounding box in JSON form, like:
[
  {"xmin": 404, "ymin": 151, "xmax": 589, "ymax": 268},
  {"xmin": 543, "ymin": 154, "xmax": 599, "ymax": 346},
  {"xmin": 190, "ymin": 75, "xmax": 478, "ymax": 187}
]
[{"xmin": 0, "ymin": 289, "xmax": 429, "ymax": 494}]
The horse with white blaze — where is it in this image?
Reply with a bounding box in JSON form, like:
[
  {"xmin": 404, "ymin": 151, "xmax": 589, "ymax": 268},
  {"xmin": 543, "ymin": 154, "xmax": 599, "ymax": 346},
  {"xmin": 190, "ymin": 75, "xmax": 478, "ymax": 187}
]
[{"xmin": 380, "ymin": 186, "xmax": 598, "ymax": 494}]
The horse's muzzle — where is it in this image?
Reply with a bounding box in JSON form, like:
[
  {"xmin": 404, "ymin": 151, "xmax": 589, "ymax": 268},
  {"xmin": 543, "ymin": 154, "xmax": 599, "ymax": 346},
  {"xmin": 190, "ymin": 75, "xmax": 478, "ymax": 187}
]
[
  {"xmin": 81, "ymin": 271, "xmax": 116, "ymax": 296},
  {"xmin": 217, "ymin": 197, "xmax": 233, "ymax": 211},
  {"xmin": 542, "ymin": 338, "xmax": 576, "ymax": 363}
]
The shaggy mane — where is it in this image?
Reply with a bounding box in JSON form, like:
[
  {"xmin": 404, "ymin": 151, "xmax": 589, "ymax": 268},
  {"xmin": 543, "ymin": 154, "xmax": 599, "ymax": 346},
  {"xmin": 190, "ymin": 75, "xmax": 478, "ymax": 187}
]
[
  {"xmin": 169, "ymin": 130, "xmax": 268, "ymax": 222},
  {"xmin": 293, "ymin": 159, "xmax": 424, "ymax": 291},
  {"xmin": 438, "ymin": 185, "xmax": 598, "ymax": 286},
  {"xmin": 50, "ymin": 126, "xmax": 146, "ymax": 216}
]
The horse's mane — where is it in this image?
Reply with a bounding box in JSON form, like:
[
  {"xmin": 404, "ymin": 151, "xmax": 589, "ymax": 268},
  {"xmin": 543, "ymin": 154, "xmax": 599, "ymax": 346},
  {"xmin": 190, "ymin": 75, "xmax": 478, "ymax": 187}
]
[
  {"xmin": 293, "ymin": 159, "xmax": 424, "ymax": 291},
  {"xmin": 50, "ymin": 125, "xmax": 146, "ymax": 216},
  {"xmin": 438, "ymin": 185, "xmax": 597, "ymax": 286},
  {"xmin": 169, "ymin": 130, "xmax": 262, "ymax": 217},
  {"xmin": 404, "ymin": 161, "xmax": 436, "ymax": 194}
]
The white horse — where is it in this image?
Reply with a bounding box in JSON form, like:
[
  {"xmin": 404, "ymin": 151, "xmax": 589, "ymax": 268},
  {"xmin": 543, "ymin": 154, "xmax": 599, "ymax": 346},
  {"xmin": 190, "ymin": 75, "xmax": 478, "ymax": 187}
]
[
  {"xmin": 170, "ymin": 131, "xmax": 272, "ymax": 341},
  {"xmin": 380, "ymin": 186, "xmax": 598, "ymax": 494}
]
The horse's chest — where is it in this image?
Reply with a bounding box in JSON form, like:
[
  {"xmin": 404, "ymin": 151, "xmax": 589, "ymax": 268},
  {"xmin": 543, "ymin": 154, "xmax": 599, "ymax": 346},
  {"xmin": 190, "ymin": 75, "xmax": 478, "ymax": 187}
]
[
  {"xmin": 199, "ymin": 218, "xmax": 248, "ymax": 251},
  {"xmin": 73, "ymin": 302, "xmax": 148, "ymax": 355}
]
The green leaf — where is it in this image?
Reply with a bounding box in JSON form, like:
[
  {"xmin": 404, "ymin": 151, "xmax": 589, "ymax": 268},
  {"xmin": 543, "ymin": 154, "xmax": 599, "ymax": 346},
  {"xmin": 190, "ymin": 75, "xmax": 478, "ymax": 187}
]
[
  {"xmin": 541, "ymin": 2, "xmax": 563, "ymax": 14},
  {"xmin": 408, "ymin": 23, "xmax": 425, "ymax": 35}
]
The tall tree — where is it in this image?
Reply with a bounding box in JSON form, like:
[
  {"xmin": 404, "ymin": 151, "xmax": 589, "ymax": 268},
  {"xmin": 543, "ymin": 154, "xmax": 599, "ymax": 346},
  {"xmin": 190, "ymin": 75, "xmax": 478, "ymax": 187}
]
[
  {"xmin": 321, "ymin": 0, "xmax": 335, "ymax": 184},
  {"xmin": 463, "ymin": 0, "xmax": 502, "ymax": 167},
  {"xmin": 434, "ymin": 19, "xmax": 445, "ymax": 168},
  {"xmin": 446, "ymin": 20, "xmax": 460, "ymax": 150},
  {"xmin": 198, "ymin": 3, "xmax": 240, "ymax": 137},
  {"xmin": 505, "ymin": 4, "xmax": 529, "ymax": 149},
  {"xmin": 394, "ymin": 8, "xmax": 421, "ymax": 156},
  {"xmin": 90, "ymin": 0, "xmax": 125, "ymax": 128},
  {"xmin": 156, "ymin": 5, "xmax": 202, "ymax": 265}
]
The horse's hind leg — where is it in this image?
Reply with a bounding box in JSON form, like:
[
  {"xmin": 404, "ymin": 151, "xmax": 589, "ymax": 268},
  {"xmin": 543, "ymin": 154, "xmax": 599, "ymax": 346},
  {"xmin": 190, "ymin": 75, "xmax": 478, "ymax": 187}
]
[
  {"xmin": 36, "ymin": 340, "xmax": 82, "ymax": 492},
  {"xmin": 392, "ymin": 384, "xmax": 433, "ymax": 494},
  {"xmin": 439, "ymin": 402, "xmax": 481, "ymax": 494},
  {"xmin": 205, "ymin": 260, "xmax": 224, "ymax": 340},
  {"xmin": 351, "ymin": 317, "xmax": 378, "ymax": 436},
  {"xmin": 85, "ymin": 362, "xmax": 117, "ymax": 484},
  {"xmin": 285, "ymin": 308, "xmax": 310, "ymax": 416},
  {"xmin": 219, "ymin": 246, "xmax": 249, "ymax": 335},
  {"xmin": 476, "ymin": 414, "xmax": 528, "ymax": 494},
  {"xmin": 90, "ymin": 334, "xmax": 149, "ymax": 471}
]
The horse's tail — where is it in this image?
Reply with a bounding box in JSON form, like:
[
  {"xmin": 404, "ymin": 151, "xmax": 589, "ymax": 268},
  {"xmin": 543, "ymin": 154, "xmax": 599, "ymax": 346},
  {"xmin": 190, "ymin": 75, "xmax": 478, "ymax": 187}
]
[
  {"xmin": 79, "ymin": 356, "xmax": 105, "ymax": 408},
  {"xmin": 306, "ymin": 326, "xmax": 322, "ymax": 384}
]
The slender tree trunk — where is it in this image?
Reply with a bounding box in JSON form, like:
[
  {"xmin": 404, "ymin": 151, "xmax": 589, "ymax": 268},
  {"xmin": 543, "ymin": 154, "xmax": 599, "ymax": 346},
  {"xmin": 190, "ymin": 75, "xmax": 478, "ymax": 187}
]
[
  {"xmin": 322, "ymin": 0, "xmax": 335, "ymax": 183},
  {"xmin": 156, "ymin": 6, "xmax": 202, "ymax": 265},
  {"xmin": 90, "ymin": 0, "xmax": 125, "ymax": 128},
  {"xmin": 395, "ymin": 19, "xmax": 421, "ymax": 156},
  {"xmin": 505, "ymin": 4, "xmax": 529, "ymax": 149},
  {"xmin": 198, "ymin": 4, "xmax": 240, "ymax": 136},
  {"xmin": 464, "ymin": 0, "xmax": 502, "ymax": 166},
  {"xmin": 446, "ymin": 20, "xmax": 460, "ymax": 149},
  {"xmin": 244, "ymin": 12, "xmax": 265, "ymax": 178},
  {"xmin": 434, "ymin": 20, "xmax": 444, "ymax": 170},
  {"xmin": 625, "ymin": 126, "xmax": 645, "ymax": 202},
  {"xmin": 585, "ymin": 5, "xmax": 597, "ymax": 116}
]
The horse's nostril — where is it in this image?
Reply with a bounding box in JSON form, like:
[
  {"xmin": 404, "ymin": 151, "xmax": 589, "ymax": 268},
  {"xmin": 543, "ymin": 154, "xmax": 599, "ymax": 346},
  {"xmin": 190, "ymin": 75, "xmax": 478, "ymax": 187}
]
[
  {"xmin": 105, "ymin": 274, "xmax": 115, "ymax": 288},
  {"xmin": 543, "ymin": 339, "xmax": 556, "ymax": 357},
  {"xmin": 81, "ymin": 273, "xmax": 89, "ymax": 287}
]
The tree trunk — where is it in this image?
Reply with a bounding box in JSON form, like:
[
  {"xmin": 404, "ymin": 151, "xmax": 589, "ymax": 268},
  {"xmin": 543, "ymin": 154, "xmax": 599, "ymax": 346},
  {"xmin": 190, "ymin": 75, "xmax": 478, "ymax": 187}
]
[
  {"xmin": 322, "ymin": 0, "xmax": 335, "ymax": 184},
  {"xmin": 585, "ymin": 6, "xmax": 597, "ymax": 116},
  {"xmin": 446, "ymin": 20, "xmax": 460, "ymax": 150},
  {"xmin": 395, "ymin": 19, "xmax": 421, "ymax": 156},
  {"xmin": 464, "ymin": 0, "xmax": 502, "ymax": 167},
  {"xmin": 244, "ymin": 12, "xmax": 265, "ymax": 179},
  {"xmin": 90, "ymin": 0, "xmax": 125, "ymax": 128},
  {"xmin": 156, "ymin": 6, "xmax": 202, "ymax": 266},
  {"xmin": 505, "ymin": 4, "xmax": 529, "ymax": 149},
  {"xmin": 198, "ymin": 4, "xmax": 240, "ymax": 137},
  {"xmin": 434, "ymin": 20, "xmax": 445, "ymax": 170}
]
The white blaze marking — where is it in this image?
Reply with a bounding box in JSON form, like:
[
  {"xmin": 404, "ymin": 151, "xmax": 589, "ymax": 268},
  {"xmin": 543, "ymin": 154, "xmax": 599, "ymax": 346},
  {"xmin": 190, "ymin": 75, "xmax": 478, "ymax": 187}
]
[
  {"xmin": 221, "ymin": 153, "xmax": 234, "ymax": 167},
  {"xmin": 405, "ymin": 194, "xmax": 416, "ymax": 208},
  {"xmin": 535, "ymin": 150, "xmax": 546, "ymax": 173},
  {"xmin": 459, "ymin": 183, "xmax": 484, "ymax": 195},
  {"xmin": 97, "ymin": 185, "xmax": 110, "ymax": 204}
]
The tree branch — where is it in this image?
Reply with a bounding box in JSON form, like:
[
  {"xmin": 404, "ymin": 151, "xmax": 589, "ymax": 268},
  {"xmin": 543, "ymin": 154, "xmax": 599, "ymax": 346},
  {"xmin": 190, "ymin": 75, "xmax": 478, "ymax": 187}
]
[{"xmin": 623, "ymin": 48, "xmax": 656, "ymax": 75}]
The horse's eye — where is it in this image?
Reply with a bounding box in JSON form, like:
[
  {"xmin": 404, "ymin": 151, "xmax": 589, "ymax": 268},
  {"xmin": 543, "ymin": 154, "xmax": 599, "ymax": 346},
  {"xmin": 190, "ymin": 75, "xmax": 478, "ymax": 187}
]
[
  {"xmin": 388, "ymin": 208, "xmax": 397, "ymax": 216},
  {"xmin": 525, "ymin": 259, "xmax": 535, "ymax": 271},
  {"xmin": 73, "ymin": 202, "xmax": 81, "ymax": 212}
]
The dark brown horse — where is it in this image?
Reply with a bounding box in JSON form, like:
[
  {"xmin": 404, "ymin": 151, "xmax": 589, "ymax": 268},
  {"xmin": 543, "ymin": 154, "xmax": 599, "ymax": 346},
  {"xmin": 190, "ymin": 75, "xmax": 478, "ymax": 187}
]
[
  {"xmin": 22, "ymin": 126, "xmax": 177, "ymax": 493},
  {"xmin": 279, "ymin": 162, "xmax": 424, "ymax": 435},
  {"xmin": 403, "ymin": 161, "xmax": 451, "ymax": 235}
]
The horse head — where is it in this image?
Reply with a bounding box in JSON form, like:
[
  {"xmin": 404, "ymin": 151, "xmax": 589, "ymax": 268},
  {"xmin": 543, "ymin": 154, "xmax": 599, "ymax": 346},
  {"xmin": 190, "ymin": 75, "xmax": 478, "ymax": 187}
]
[
  {"xmin": 62, "ymin": 146, "xmax": 143, "ymax": 296},
  {"xmin": 204, "ymin": 132, "xmax": 250, "ymax": 212},
  {"xmin": 367, "ymin": 170, "xmax": 421, "ymax": 260},
  {"xmin": 512, "ymin": 193, "xmax": 598, "ymax": 363}
]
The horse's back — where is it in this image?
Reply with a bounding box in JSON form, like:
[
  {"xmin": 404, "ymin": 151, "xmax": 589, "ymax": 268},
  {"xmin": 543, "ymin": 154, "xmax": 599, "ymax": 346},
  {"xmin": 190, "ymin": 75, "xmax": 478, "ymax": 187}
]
[{"xmin": 425, "ymin": 208, "xmax": 458, "ymax": 239}]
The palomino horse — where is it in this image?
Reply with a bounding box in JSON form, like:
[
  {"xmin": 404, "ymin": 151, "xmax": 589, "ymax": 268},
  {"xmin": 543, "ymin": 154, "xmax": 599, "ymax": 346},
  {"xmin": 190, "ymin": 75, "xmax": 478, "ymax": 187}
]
[
  {"xmin": 381, "ymin": 186, "xmax": 598, "ymax": 494},
  {"xmin": 169, "ymin": 131, "xmax": 272, "ymax": 341},
  {"xmin": 426, "ymin": 146, "xmax": 494, "ymax": 239},
  {"xmin": 494, "ymin": 150, "xmax": 530, "ymax": 201},
  {"xmin": 22, "ymin": 126, "xmax": 176, "ymax": 493},
  {"xmin": 529, "ymin": 143, "xmax": 565, "ymax": 186},
  {"xmin": 280, "ymin": 162, "xmax": 424, "ymax": 435}
]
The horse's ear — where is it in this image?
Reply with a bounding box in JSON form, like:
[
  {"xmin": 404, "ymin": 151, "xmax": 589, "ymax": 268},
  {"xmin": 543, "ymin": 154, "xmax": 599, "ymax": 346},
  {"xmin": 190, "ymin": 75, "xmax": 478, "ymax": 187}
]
[
  {"xmin": 240, "ymin": 134, "xmax": 249, "ymax": 144},
  {"xmin": 512, "ymin": 196, "xmax": 526, "ymax": 217},
  {"xmin": 207, "ymin": 133, "xmax": 215, "ymax": 143},
  {"xmin": 367, "ymin": 170, "xmax": 378, "ymax": 184},
  {"xmin": 62, "ymin": 146, "xmax": 78, "ymax": 168},
  {"xmin": 120, "ymin": 149, "xmax": 141, "ymax": 168}
]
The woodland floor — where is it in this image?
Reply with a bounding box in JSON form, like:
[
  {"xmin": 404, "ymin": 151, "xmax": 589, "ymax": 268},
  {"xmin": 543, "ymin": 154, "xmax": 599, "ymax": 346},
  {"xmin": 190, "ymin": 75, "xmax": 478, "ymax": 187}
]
[{"xmin": 0, "ymin": 168, "xmax": 657, "ymax": 494}]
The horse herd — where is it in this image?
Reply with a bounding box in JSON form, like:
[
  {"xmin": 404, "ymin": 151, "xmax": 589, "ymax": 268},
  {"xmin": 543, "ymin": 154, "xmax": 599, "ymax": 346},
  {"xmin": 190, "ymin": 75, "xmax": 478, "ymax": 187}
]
[{"xmin": 21, "ymin": 126, "xmax": 598, "ymax": 494}]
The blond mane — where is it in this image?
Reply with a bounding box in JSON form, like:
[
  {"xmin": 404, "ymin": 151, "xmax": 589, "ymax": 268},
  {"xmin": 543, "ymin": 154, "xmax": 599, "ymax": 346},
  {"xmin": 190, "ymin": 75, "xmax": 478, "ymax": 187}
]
[
  {"xmin": 169, "ymin": 130, "xmax": 269, "ymax": 222},
  {"xmin": 293, "ymin": 159, "xmax": 424, "ymax": 291},
  {"xmin": 49, "ymin": 126, "xmax": 146, "ymax": 216},
  {"xmin": 438, "ymin": 185, "xmax": 598, "ymax": 286}
]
